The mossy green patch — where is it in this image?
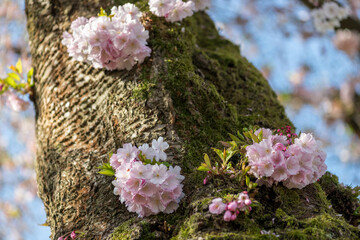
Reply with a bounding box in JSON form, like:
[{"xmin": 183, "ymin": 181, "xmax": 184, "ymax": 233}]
[{"xmin": 111, "ymin": 1, "xmax": 359, "ymax": 239}]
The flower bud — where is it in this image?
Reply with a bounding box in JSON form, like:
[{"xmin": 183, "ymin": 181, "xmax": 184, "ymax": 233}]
[{"xmin": 223, "ymin": 210, "xmax": 232, "ymax": 222}]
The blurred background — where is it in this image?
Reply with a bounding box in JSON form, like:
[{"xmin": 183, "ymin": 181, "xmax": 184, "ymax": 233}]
[{"xmin": 0, "ymin": 0, "xmax": 359, "ymax": 239}]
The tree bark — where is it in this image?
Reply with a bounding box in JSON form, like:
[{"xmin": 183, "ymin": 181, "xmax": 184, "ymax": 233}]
[{"xmin": 26, "ymin": 0, "xmax": 360, "ymax": 239}]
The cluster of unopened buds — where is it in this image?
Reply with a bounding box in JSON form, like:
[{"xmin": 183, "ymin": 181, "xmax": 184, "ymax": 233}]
[
  {"xmin": 246, "ymin": 126, "xmax": 327, "ymax": 189},
  {"xmin": 209, "ymin": 191, "xmax": 252, "ymax": 222},
  {"xmin": 109, "ymin": 137, "xmax": 185, "ymax": 217},
  {"xmin": 311, "ymin": 2, "xmax": 350, "ymax": 33},
  {"xmin": 149, "ymin": 0, "xmax": 210, "ymax": 22},
  {"xmin": 62, "ymin": 3, "xmax": 151, "ymax": 71}
]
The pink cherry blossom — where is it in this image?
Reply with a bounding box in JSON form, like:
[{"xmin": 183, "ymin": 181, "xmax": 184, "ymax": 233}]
[
  {"xmin": 110, "ymin": 138, "xmax": 184, "ymax": 217},
  {"xmin": 62, "ymin": 4, "xmax": 151, "ymax": 71},
  {"xmin": 152, "ymin": 137, "xmax": 169, "ymax": 161},
  {"xmin": 117, "ymin": 143, "xmax": 139, "ymax": 162},
  {"xmin": 285, "ymin": 156, "xmax": 301, "ymax": 175},
  {"xmin": 272, "ymin": 164, "xmax": 288, "ymax": 182},
  {"xmin": 209, "ymin": 198, "xmax": 226, "ymax": 214},
  {"xmin": 139, "ymin": 143, "xmax": 156, "ymax": 160},
  {"xmin": 294, "ymin": 133, "xmax": 317, "ymax": 154},
  {"xmin": 255, "ymin": 128, "xmax": 273, "ymax": 140},
  {"xmin": 150, "ymin": 164, "xmax": 168, "ymax": 184},
  {"xmin": 227, "ymin": 201, "xmax": 238, "ymax": 212},
  {"xmin": 209, "ymin": 192, "xmax": 251, "ymax": 221},
  {"xmin": 246, "ymin": 128, "xmax": 327, "ymax": 189},
  {"xmin": 271, "ymin": 151, "xmax": 285, "ymax": 166},
  {"xmin": 224, "ymin": 210, "xmax": 232, "ymax": 222},
  {"xmin": 5, "ymin": 92, "xmax": 29, "ymax": 112}
]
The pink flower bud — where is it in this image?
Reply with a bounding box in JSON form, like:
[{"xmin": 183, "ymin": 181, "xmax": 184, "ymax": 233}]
[
  {"xmin": 203, "ymin": 178, "xmax": 207, "ymax": 185},
  {"xmin": 230, "ymin": 213, "xmax": 237, "ymax": 221},
  {"xmin": 249, "ymin": 206, "xmax": 252, "ymax": 211},
  {"xmin": 228, "ymin": 201, "xmax": 238, "ymax": 212},
  {"xmin": 245, "ymin": 199, "xmax": 251, "ymax": 205},
  {"xmin": 224, "ymin": 210, "xmax": 232, "ymax": 222},
  {"xmin": 70, "ymin": 231, "xmax": 76, "ymax": 239},
  {"xmin": 58, "ymin": 237, "xmax": 64, "ymax": 240}
]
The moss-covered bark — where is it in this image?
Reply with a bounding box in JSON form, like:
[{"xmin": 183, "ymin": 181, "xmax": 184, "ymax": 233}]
[{"xmin": 25, "ymin": 0, "xmax": 359, "ymax": 239}]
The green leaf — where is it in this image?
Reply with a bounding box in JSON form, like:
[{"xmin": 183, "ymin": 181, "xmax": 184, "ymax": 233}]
[
  {"xmin": 98, "ymin": 169, "xmax": 115, "ymax": 176},
  {"xmin": 229, "ymin": 133, "xmax": 241, "ymax": 143},
  {"xmin": 204, "ymin": 154, "xmax": 211, "ymax": 167},
  {"xmin": 27, "ymin": 67, "xmax": 34, "ymax": 84},
  {"xmin": 243, "ymin": 131, "xmax": 250, "ymax": 139},
  {"xmin": 16, "ymin": 59, "xmax": 22, "ymax": 74},
  {"xmin": 17, "ymin": 83, "xmax": 26, "ymax": 89},
  {"xmin": 98, "ymin": 7, "xmax": 107, "ymax": 16},
  {"xmin": 4, "ymin": 76, "xmax": 17, "ymax": 88},
  {"xmin": 246, "ymin": 175, "xmax": 250, "ymax": 186},
  {"xmin": 8, "ymin": 72, "xmax": 20, "ymax": 81},
  {"xmin": 258, "ymin": 129, "xmax": 263, "ymax": 141},
  {"xmin": 161, "ymin": 161, "xmax": 171, "ymax": 167},
  {"xmin": 237, "ymin": 131, "xmax": 245, "ymax": 141},
  {"xmin": 197, "ymin": 165, "xmax": 210, "ymax": 172},
  {"xmin": 225, "ymin": 149, "xmax": 237, "ymax": 163},
  {"xmin": 249, "ymin": 131, "xmax": 259, "ymax": 143},
  {"xmin": 212, "ymin": 148, "xmax": 225, "ymax": 161}
]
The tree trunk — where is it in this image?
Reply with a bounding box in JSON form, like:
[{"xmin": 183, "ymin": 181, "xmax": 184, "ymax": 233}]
[{"xmin": 25, "ymin": 0, "xmax": 360, "ymax": 239}]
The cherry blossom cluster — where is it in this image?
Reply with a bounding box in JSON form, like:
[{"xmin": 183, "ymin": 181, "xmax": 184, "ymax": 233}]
[
  {"xmin": 149, "ymin": 0, "xmax": 211, "ymax": 23},
  {"xmin": 246, "ymin": 126, "xmax": 327, "ymax": 189},
  {"xmin": 4, "ymin": 91, "xmax": 29, "ymax": 112},
  {"xmin": 62, "ymin": 4, "xmax": 151, "ymax": 71},
  {"xmin": 110, "ymin": 137, "xmax": 185, "ymax": 217},
  {"xmin": 311, "ymin": 2, "xmax": 350, "ymax": 33},
  {"xmin": 209, "ymin": 191, "xmax": 252, "ymax": 222}
]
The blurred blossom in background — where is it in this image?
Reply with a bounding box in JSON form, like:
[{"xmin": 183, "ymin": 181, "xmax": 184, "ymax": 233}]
[{"xmin": 0, "ymin": 0, "xmax": 359, "ymax": 239}]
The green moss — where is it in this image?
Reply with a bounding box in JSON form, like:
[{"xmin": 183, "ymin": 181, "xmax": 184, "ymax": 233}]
[
  {"xmin": 175, "ymin": 213, "xmax": 208, "ymax": 239},
  {"xmin": 111, "ymin": 218, "xmax": 161, "ymax": 240},
  {"xmin": 110, "ymin": 1, "xmax": 359, "ymax": 239},
  {"xmin": 319, "ymin": 172, "xmax": 360, "ymax": 226}
]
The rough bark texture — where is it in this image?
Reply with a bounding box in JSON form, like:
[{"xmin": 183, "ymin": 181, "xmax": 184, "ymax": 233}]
[{"xmin": 26, "ymin": 0, "xmax": 360, "ymax": 239}]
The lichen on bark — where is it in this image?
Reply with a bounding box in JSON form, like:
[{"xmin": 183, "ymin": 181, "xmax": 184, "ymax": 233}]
[{"xmin": 25, "ymin": 0, "xmax": 360, "ymax": 239}]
